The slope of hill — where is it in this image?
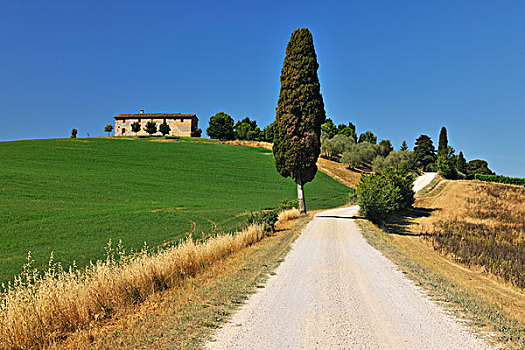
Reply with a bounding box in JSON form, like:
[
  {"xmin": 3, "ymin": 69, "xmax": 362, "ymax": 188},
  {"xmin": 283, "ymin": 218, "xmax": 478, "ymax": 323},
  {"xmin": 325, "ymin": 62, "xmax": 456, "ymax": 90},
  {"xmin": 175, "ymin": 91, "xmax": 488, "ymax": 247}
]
[{"xmin": 0, "ymin": 137, "xmax": 349, "ymax": 282}]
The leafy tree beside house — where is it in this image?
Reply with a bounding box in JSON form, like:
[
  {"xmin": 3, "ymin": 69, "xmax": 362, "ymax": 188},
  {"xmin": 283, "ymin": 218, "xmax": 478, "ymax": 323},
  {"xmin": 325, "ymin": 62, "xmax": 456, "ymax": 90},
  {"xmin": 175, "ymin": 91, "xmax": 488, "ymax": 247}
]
[
  {"xmin": 159, "ymin": 122, "xmax": 171, "ymax": 136},
  {"xmin": 144, "ymin": 121, "xmax": 157, "ymax": 135},
  {"xmin": 191, "ymin": 127, "xmax": 202, "ymax": 137},
  {"xmin": 131, "ymin": 121, "xmax": 141, "ymax": 135},
  {"xmin": 104, "ymin": 124, "xmax": 113, "ymax": 136},
  {"xmin": 273, "ymin": 28, "xmax": 326, "ymax": 214},
  {"xmin": 206, "ymin": 112, "xmax": 235, "ymax": 140}
]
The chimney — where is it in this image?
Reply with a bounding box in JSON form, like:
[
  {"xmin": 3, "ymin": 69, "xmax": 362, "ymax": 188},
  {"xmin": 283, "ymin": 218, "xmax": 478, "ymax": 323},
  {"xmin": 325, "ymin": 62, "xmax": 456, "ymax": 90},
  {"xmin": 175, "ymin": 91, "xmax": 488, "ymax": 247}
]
[{"xmin": 140, "ymin": 109, "xmax": 144, "ymax": 114}]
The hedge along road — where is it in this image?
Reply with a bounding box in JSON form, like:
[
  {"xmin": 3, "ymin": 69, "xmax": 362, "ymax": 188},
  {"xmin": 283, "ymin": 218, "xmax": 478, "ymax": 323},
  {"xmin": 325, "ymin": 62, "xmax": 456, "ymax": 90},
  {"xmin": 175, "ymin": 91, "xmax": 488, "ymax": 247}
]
[{"xmin": 206, "ymin": 178, "xmax": 495, "ymax": 350}]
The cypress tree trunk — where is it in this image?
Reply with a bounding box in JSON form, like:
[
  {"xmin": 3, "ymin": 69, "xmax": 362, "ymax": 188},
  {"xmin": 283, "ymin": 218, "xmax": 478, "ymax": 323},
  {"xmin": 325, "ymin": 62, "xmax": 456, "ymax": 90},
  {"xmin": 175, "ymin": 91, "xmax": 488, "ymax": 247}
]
[{"xmin": 297, "ymin": 179, "xmax": 306, "ymax": 214}]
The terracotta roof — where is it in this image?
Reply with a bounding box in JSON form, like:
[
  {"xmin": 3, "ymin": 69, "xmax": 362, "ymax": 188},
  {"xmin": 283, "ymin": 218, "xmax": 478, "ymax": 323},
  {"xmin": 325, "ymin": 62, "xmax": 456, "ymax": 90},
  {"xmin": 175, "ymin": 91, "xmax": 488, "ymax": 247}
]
[{"xmin": 114, "ymin": 113, "xmax": 198, "ymax": 120}]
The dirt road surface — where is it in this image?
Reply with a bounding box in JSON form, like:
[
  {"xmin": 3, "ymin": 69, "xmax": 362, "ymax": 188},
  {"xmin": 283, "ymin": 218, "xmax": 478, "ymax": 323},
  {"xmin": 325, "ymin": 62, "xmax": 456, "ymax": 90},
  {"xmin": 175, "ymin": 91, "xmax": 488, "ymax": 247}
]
[
  {"xmin": 412, "ymin": 172, "xmax": 437, "ymax": 193},
  {"xmin": 206, "ymin": 205, "xmax": 495, "ymax": 349}
]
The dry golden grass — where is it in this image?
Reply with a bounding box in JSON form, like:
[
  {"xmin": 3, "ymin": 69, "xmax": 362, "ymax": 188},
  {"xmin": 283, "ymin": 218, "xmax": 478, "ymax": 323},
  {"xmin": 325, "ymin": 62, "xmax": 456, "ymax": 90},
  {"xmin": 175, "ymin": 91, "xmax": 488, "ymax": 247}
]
[
  {"xmin": 220, "ymin": 140, "xmax": 272, "ymax": 150},
  {"xmin": 416, "ymin": 180, "xmax": 525, "ymax": 288},
  {"xmin": 277, "ymin": 208, "xmax": 301, "ymax": 223},
  {"xmin": 363, "ymin": 179, "xmax": 525, "ymax": 347},
  {"xmin": 317, "ymin": 157, "xmax": 362, "ymax": 188},
  {"xmin": 0, "ymin": 224, "xmax": 272, "ymax": 350},
  {"xmin": 49, "ymin": 210, "xmax": 314, "ymax": 349}
]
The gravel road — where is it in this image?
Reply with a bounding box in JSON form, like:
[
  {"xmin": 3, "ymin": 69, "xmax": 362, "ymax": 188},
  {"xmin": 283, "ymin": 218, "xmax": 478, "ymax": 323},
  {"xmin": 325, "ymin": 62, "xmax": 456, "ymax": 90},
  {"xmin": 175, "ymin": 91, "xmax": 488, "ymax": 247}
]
[
  {"xmin": 412, "ymin": 172, "xmax": 437, "ymax": 193},
  {"xmin": 206, "ymin": 204, "xmax": 495, "ymax": 349}
]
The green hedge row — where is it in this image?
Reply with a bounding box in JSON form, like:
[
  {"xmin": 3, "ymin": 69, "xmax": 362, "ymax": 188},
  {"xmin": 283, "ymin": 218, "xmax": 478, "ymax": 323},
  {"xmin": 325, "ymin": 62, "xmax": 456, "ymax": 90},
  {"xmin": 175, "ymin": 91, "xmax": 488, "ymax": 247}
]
[{"xmin": 474, "ymin": 174, "xmax": 525, "ymax": 186}]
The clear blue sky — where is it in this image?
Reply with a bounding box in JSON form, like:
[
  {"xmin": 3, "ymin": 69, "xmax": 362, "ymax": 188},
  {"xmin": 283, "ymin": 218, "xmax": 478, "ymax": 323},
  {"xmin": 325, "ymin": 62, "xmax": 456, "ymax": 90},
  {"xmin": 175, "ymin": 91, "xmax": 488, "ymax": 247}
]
[{"xmin": 1, "ymin": 0, "xmax": 524, "ymax": 176}]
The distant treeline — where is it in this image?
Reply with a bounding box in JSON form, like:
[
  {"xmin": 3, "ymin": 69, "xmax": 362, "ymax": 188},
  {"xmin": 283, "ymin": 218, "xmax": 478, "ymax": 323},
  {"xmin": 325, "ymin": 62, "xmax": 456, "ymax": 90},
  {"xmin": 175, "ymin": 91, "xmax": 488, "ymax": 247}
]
[
  {"xmin": 475, "ymin": 174, "xmax": 525, "ymax": 186},
  {"xmin": 205, "ymin": 112, "xmax": 500, "ymax": 181}
]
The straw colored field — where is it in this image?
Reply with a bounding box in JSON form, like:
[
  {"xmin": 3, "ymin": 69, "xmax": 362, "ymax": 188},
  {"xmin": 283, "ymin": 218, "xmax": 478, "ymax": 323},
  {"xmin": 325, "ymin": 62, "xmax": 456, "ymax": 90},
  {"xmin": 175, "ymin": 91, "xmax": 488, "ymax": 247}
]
[
  {"xmin": 417, "ymin": 181, "xmax": 525, "ymax": 288},
  {"xmin": 360, "ymin": 179, "xmax": 525, "ymax": 348},
  {"xmin": 0, "ymin": 137, "xmax": 349, "ymax": 283}
]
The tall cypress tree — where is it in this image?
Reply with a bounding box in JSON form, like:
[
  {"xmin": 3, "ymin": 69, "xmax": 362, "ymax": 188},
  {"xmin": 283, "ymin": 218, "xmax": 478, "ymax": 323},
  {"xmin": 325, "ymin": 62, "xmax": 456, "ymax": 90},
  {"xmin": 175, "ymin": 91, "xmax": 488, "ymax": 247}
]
[
  {"xmin": 456, "ymin": 151, "xmax": 467, "ymax": 175},
  {"xmin": 437, "ymin": 126, "xmax": 448, "ymax": 158},
  {"xmin": 273, "ymin": 28, "xmax": 326, "ymax": 214},
  {"xmin": 437, "ymin": 126, "xmax": 457, "ymax": 178}
]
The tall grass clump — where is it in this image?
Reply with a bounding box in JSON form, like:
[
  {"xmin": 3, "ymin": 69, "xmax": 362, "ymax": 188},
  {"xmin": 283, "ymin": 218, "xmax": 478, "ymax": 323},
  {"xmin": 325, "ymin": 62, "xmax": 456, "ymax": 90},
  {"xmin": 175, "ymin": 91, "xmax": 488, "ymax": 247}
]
[
  {"xmin": 277, "ymin": 208, "xmax": 301, "ymax": 223},
  {"xmin": 0, "ymin": 224, "xmax": 269, "ymax": 350},
  {"xmin": 422, "ymin": 182, "xmax": 525, "ymax": 288}
]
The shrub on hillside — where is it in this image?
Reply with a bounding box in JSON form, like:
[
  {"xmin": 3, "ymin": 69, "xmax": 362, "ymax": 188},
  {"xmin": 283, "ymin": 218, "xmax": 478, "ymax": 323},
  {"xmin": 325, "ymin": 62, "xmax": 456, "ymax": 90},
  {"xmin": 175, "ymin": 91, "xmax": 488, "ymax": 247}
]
[
  {"xmin": 475, "ymin": 174, "xmax": 525, "ymax": 186},
  {"xmin": 356, "ymin": 167, "xmax": 414, "ymax": 223},
  {"xmin": 247, "ymin": 210, "xmax": 279, "ymax": 233},
  {"xmin": 70, "ymin": 128, "xmax": 77, "ymax": 138}
]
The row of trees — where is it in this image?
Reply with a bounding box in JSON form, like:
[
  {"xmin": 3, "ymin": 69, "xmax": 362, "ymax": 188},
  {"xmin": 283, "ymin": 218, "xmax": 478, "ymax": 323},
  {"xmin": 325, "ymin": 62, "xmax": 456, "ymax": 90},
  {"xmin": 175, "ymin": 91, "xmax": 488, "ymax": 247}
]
[
  {"xmin": 206, "ymin": 112, "xmax": 278, "ymax": 142},
  {"xmin": 412, "ymin": 127, "xmax": 494, "ymax": 179},
  {"xmin": 319, "ymin": 123, "xmax": 494, "ymax": 180},
  {"xmin": 102, "ymin": 122, "xmax": 203, "ymax": 137}
]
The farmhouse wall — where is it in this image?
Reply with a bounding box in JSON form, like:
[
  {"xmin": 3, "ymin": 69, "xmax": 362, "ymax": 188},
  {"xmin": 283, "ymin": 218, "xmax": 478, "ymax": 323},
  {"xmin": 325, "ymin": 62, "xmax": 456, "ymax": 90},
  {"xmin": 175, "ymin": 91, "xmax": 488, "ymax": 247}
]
[{"xmin": 113, "ymin": 113, "xmax": 198, "ymax": 137}]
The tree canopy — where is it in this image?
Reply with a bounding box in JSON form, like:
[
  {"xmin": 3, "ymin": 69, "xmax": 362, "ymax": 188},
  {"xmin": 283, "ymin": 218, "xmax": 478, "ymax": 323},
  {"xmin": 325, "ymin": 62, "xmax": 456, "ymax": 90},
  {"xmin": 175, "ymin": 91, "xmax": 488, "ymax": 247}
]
[
  {"xmin": 358, "ymin": 131, "xmax": 377, "ymax": 144},
  {"xmin": 273, "ymin": 28, "xmax": 326, "ymax": 213},
  {"xmin": 206, "ymin": 112, "xmax": 235, "ymax": 140},
  {"xmin": 412, "ymin": 134, "xmax": 436, "ymax": 171}
]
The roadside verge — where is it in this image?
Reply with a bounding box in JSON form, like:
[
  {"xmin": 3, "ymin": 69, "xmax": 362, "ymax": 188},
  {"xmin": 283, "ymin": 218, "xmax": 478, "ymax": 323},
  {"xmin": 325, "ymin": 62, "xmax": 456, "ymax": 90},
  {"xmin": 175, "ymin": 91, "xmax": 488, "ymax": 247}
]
[{"xmin": 52, "ymin": 213, "xmax": 314, "ymax": 349}]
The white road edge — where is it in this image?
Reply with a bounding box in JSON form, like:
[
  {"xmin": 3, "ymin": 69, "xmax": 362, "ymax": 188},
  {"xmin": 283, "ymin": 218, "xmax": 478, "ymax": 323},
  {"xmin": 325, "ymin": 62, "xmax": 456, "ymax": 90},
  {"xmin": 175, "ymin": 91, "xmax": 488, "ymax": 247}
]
[{"xmin": 206, "ymin": 173, "xmax": 495, "ymax": 350}]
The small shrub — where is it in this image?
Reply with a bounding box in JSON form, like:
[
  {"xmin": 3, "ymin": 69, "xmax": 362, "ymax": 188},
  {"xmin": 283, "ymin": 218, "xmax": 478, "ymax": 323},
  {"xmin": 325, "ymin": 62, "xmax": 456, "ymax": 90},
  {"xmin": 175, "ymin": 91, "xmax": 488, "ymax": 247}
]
[
  {"xmin": 475, "ymin": 174, "xmax": 525, "ymax": 186},
  {"xmin": 356, "ymin": 167, "xmax": 414, "ymax": 223},
  {"xmin": 144, "ymin": 121, "xmax": 157, "ymax": 135},
  {"xmin": 70, "ymin": 128, "xmax": 77, "ymax": 138},
  {"xmin": 246, "ymin": 210, "xmax": 279, "ymax": 233},
  {"xmin": 278, "ymin": 199, "xmax": 298, "ymax": 211}
]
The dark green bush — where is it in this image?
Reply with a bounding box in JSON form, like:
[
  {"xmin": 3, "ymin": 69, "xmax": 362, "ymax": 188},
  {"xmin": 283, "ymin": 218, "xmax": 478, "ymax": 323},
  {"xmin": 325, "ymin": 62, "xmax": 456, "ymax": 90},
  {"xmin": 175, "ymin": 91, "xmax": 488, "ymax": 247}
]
[
  {"xmin": 475, "ymin": 174, "xmax": 525, "ymax": 186},
  {"xmin": 247, "ymin": 210, "xmax": 279, "ymax": 233},
  {"xmin": 356, "ymin": 167, "xmax": 414, "ymax": 223}
]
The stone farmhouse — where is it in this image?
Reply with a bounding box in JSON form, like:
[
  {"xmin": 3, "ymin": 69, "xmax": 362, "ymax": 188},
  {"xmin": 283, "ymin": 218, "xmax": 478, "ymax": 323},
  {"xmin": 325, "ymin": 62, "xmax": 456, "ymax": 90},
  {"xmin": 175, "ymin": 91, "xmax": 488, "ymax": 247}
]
[{"xmin": 114, "ymin": 110, "xmax": 199, "ymax": 137}]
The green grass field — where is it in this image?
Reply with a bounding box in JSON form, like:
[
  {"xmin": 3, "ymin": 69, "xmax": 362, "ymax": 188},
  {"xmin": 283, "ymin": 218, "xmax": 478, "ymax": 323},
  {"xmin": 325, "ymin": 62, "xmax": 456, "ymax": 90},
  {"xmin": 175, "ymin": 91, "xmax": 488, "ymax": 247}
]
[{"xmin": 0, "ymin": 137, "xmax": 348, "ymax": 282}]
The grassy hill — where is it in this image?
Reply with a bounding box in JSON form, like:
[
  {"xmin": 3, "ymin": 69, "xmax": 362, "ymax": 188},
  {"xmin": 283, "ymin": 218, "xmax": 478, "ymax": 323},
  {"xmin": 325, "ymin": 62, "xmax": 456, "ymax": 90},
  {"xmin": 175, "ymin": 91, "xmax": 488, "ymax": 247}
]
[{"xmin": 0, "ymin": 137, "xmax": 349, "ymax": 282}]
